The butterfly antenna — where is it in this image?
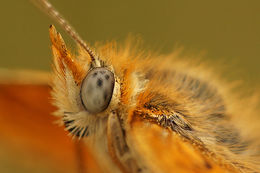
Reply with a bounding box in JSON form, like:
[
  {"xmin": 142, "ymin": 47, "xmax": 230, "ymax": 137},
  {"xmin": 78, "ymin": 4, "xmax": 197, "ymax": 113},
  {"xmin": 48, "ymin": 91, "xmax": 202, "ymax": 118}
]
[{"xmin": 31, "ymin": 0, "xmax": 96, "ymax": 62}]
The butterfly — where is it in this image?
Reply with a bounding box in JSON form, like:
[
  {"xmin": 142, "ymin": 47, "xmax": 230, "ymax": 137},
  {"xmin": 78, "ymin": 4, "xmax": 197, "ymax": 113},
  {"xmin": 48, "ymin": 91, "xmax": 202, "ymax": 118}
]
[{"xmin": 1, "ymin": 0, "xmax": 260, "ymax": 172}]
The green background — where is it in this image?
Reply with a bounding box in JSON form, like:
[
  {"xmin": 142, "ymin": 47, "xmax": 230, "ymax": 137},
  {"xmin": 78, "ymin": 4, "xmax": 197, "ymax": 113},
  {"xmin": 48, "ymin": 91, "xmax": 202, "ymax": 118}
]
[{"xmin": 0, "ymin": 0, "xmax": 259, "ymax": 87}]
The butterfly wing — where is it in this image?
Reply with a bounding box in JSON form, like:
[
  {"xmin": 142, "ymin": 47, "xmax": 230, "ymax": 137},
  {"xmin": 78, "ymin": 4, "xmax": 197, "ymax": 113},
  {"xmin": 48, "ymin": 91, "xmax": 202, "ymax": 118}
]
[
  {"xmin": 0, "ymin": 72, "xmax": 102, "ymax": 173},
  {"xmin": 128, "ymin": 118, "xmax": 229, "ymax": 173}
]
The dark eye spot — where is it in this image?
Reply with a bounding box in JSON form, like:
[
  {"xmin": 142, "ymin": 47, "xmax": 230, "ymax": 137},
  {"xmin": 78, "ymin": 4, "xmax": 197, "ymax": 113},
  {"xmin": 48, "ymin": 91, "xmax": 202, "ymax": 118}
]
[
  {"xmin": 97, "ymin": 78, "xmax": 103, "ymax": 87},
  {"xmin": 105, "ymin": 75, "xmax": 110, "ymax": 80},
  {"xmin": 93, "ymin": 72, "xmax": 97, "ymax": 77}
]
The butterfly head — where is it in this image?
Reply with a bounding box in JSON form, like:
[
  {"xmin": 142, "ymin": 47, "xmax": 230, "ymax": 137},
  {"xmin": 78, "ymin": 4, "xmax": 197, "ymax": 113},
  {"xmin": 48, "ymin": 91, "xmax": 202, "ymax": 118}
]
[{"xmin": 49, "ymin": 25, "xmax": 145, "ymax": 138}]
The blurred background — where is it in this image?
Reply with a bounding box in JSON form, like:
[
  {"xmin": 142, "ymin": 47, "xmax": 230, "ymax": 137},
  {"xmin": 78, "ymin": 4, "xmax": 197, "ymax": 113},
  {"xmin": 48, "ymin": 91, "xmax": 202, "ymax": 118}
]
[
  {"xmin": 0, "ymin": 0, "xmax": 259, "ymax": 85},
  {"xmin": 0, "ymin": 0, "xmax": 259, "ymax": 172}
]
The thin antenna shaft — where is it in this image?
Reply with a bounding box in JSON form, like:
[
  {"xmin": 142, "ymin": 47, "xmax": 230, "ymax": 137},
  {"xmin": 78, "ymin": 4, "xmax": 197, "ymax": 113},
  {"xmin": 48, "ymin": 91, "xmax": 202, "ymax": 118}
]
[{"xmin": 32, "ymin": 0, "xmax": 96, "ymax": 62}]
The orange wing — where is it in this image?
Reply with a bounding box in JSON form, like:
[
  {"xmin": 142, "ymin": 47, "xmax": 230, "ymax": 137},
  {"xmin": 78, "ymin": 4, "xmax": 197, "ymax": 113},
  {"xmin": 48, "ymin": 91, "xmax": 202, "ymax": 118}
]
[
  {"xmin": 0, "ymin": 82, "xmax": 102, "ymax": 173},
  {"xmin": 128, "ymin": 116, "xmax": 238, "ymax": 173}
]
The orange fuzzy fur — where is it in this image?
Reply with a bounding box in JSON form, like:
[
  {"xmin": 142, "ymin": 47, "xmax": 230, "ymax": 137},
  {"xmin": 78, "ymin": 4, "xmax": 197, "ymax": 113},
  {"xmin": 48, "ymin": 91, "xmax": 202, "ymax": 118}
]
[{"xmin": 50, "ymin": 26, "xmax": 260, "ymax": 172}]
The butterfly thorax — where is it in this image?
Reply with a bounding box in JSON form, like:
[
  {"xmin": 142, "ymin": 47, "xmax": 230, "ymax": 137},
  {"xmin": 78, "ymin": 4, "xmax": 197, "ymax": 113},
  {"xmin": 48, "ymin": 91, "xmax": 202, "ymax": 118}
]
[{"xmin": 49, "ymin": 25, "xmax": 259, "ymax": 172}]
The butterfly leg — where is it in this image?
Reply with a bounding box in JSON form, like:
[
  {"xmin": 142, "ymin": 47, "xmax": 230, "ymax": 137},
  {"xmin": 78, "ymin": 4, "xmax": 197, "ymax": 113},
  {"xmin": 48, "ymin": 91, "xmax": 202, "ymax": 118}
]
[{"xmin": 107, "ymin": 112, "xmax": 142, "ymax": 173}]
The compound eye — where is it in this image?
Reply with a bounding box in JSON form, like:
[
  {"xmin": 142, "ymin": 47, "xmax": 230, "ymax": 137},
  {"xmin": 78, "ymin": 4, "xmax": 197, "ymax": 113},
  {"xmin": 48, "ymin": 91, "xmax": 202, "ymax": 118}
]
[{"xmin": 80, "ymin": 68, "xmax": 115, "ymax": 114}]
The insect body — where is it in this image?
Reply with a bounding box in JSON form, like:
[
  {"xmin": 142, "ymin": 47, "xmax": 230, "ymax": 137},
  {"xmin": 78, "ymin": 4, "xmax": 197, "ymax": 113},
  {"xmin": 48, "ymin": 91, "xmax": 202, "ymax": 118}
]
[{"xmin": 34, "ymin": 0, "xmax": 260, "ymax": 172}]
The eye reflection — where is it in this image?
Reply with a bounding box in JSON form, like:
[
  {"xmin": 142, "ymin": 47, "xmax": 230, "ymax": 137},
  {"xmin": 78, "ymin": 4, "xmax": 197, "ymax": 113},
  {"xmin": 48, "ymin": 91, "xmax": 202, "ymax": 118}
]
[{"xmin": 80, "ymin": 68, "xmax": 115, "ymax": 114}]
